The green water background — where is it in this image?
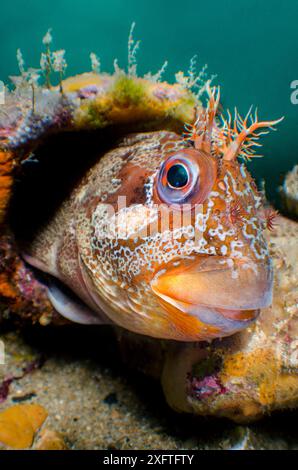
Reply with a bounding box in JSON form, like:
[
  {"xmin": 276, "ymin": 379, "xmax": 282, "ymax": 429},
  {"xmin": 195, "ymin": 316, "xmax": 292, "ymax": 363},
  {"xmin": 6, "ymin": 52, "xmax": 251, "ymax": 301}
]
[{"xmin": 0, "ymin": 0, "xmax": 297, "ymax": 204}]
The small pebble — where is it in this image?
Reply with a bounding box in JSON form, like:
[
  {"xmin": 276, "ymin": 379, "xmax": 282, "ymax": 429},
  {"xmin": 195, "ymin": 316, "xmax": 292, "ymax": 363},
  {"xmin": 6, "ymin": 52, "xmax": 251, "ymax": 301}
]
[{"xmin": 35, "ymin": 428, "xmax": 68, "ymax": 450}]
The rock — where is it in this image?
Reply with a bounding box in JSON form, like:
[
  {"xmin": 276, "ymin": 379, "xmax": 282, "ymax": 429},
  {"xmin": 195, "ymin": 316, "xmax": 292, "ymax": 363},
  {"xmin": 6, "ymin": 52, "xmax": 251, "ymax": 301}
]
[
  {"xmin": 34, "ymin": 428, "xmax": 68, "ymax": 450},
  {"xmin": 279, "ymin": 164, "xmax": 298, "ymax": 219}
]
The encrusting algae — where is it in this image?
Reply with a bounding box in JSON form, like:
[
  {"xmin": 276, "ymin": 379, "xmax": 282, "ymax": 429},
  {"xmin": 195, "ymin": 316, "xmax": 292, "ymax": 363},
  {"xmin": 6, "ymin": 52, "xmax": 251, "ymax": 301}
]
[
  {"xmin": 0, "ymin": 26, "xmax": 297, "ymax": 422},
  {"xmin": 0, "ymin": 403, "xmax": 47, "ymax": 449}
]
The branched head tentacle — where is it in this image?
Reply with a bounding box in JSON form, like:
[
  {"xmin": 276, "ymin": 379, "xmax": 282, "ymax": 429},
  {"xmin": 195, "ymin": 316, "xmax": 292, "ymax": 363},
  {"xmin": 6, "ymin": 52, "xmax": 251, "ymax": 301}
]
[
  {"xmin": 222, "ymin": 109, "xmax": 284, "ymax": 161},
  {"xmin": 184, "ymin": 89, "xmax": 284, "ymax": 162},
  {"xmin": 183, "ymin": 84, "xmax": 220, "ymax": 153}
]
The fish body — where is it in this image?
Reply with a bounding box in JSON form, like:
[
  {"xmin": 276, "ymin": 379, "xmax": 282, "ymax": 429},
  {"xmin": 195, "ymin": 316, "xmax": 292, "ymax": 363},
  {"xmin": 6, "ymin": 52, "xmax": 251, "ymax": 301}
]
[{"xmin": 24, "ymin": 87, "xmax": 279, "ymax": 341}]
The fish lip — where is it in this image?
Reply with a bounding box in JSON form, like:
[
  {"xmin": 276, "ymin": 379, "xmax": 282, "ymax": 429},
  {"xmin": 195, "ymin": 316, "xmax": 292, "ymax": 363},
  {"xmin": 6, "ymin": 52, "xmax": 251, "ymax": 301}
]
[
  {"xmin": 155, "ymin": 293, "xmax": 260, "ymax": 334},
  {"xmin": 151, "ymin": 256, "xmax": 273, "ymax": 312},
  {"xmin": 151, "ymin": 255, "xmax": 271, "ymax": 334},
  {"xmin": 155, "ymin": 291, "xmax": 260, "ymax": 322},
  {"xmin": 190, "ymin": 305, "xmax": 260, "ymax": 333}
]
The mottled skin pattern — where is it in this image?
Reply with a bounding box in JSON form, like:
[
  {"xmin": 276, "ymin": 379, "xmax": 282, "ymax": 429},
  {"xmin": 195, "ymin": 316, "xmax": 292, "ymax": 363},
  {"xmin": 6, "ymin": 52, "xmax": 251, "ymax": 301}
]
[{"xmin": 24, "ymin": 87, "xmax": 280, "ymax": 341}]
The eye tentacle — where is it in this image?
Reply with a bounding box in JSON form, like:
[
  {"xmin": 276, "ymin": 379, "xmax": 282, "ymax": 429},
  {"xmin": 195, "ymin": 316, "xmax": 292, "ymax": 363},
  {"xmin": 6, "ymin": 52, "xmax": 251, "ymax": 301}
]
[
  {"xmin": 184, "ymin": 87, "xmax": 283, "ymax": 162},
  {"xmin": 222, "ymin": 111, "xmax": 284, "ymax": 162}
]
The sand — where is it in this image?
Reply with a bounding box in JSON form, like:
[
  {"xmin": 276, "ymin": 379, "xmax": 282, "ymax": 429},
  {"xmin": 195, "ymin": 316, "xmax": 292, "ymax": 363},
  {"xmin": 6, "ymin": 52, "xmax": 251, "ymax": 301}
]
[{"xmin": 0, "ymin": 324, "xmax": 297, "ymax": 450}]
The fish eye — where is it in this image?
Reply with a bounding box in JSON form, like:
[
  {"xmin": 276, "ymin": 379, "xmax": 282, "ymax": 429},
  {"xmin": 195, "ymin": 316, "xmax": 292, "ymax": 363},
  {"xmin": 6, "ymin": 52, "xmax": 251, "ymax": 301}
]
[
  {"xmin": 154, "ymin": 149, "xmax": 216, "ymax": 206},
  {"xmin": 166, "ymin": 163, "xmax": 189, "ymax": 189}
]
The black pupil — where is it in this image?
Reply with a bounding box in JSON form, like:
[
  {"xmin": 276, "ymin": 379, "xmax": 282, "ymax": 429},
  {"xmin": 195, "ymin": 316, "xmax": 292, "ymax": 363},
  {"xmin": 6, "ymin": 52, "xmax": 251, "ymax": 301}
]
[{"xmin": 167, "ymin": 164, "xmax": 189, "ymax": 188}]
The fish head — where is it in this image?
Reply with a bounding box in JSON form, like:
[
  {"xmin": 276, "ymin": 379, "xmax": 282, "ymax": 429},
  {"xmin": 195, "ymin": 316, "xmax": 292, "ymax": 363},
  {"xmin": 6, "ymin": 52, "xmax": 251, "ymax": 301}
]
[{"xmin": 77, "ymin": 96, "xmax": 278, "ymax": 340}]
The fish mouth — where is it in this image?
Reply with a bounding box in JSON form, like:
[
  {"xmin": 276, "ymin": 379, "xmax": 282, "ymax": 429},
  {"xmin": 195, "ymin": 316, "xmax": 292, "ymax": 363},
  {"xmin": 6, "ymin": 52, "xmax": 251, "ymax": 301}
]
[{"xmin": 151, "ymin": 256, "xmax": 273, "ymax": 335}]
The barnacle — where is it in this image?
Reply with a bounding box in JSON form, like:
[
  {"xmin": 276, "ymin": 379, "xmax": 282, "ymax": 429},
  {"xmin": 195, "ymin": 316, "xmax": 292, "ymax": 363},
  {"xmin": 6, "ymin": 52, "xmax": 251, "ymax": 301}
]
[
  {"xmin": 223, "ymin": 199, "xmax": 245, "ymax": 228},
  {"xmin": 263, "ymin": 208, "xmax": 279, "ymax": 231}
]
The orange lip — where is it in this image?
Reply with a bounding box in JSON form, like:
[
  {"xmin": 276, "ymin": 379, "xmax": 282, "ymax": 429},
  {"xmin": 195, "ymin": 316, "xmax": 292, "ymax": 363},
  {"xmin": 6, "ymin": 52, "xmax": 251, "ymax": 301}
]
[{"xmin": 151, "ymin": 256, "xmax": 272, "ymax": 333}]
